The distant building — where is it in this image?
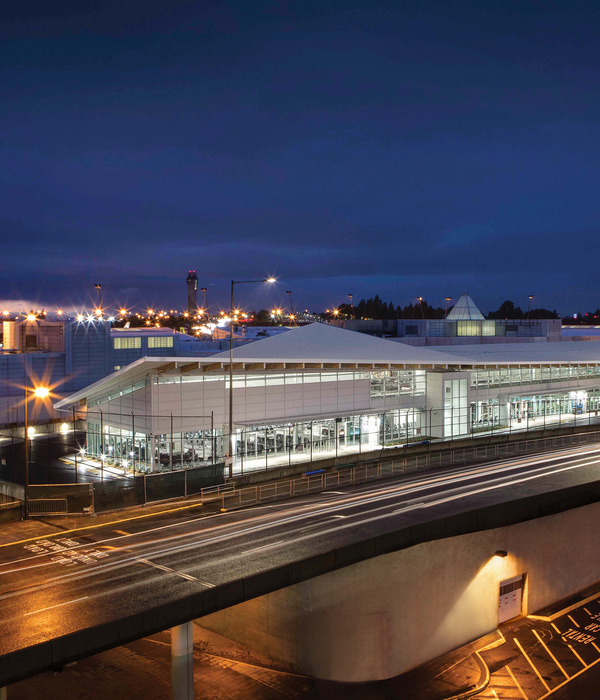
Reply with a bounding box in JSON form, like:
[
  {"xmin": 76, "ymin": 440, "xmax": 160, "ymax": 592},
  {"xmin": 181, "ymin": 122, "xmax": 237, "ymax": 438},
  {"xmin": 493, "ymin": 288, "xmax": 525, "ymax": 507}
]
[
  {"xmin": 0, "ymin": 318, "xmax": 255, "ymax": 430},
  {"xmin": 186, "ymin": 271, "xmax": 198, "ymax": 316},
  {"xmin": 336, "ymin": 293, "xmax": 562, "ymax": 345}
]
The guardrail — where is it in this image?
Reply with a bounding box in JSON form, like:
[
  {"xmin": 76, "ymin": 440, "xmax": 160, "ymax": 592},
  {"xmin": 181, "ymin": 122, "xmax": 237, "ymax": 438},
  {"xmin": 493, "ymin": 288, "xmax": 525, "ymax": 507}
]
[
  {"xmin": 28, "ymin": 499, "xmax": 68, "ymax": 515},
  {"xmin": 220, "ymin": 430, "xmax": 600, "ymax": 511},
  {"xmin": 0, "ymin": 500, "xmax": 20, "ymax": 511},
  {"xmin": 19, "ymin": 429, "xmax": 600, "ymax": 517}
]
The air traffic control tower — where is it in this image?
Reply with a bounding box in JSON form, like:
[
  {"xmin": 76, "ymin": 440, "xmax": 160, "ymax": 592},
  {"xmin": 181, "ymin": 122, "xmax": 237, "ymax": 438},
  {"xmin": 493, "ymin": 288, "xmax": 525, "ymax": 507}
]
[{"xmin": 186, "ymin": 270, "xmax": 198, "ymax": 315}]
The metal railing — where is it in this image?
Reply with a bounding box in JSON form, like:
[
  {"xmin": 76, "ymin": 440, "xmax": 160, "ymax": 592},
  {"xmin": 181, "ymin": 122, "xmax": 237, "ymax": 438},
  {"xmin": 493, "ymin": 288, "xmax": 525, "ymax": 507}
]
[
  {"xmin": 28, "ymin": 499, "xmax": 68, "ymax": 515},
  {"xmin": 220, "ymin": 430, "xmax": 600, "ymax": 511},
  {"xmin": 20, "ymin": 429, "xmax": 600, "ymax": 516}
]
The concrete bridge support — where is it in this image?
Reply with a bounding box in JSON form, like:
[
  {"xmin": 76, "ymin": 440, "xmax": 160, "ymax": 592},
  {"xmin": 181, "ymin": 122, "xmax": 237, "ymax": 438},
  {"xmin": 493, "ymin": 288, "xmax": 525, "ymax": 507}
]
[
  {"xmin": 199, "ymin": 500, "xmax": 600, "ymax": 682},
  {"xmin": 171, "ymin": 622, "xmax": 194, "ymax": 699}
]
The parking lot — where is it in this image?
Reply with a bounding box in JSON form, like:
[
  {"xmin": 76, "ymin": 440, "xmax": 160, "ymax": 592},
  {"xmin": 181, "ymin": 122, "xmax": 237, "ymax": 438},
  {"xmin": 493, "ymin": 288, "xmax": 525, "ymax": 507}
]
[{"xmin": 475, "ymin": 593, "xmax": 600, "ymax": 699}]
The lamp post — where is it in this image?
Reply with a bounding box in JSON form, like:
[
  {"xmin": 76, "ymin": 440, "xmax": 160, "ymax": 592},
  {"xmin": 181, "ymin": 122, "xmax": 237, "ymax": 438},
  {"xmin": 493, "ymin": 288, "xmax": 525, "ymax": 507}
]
[
  {"xmin": 445, "ymin": 297, "xmax": 452, "ymax": 318},
  {"xmin": 527, "ymin": 295, "xmax": 534, "ymax": 321},
  {"xmin": 286, "ymin": 291, "xmax": 296, "ymax": 324},
  {"xmin": 201, "ymin": 288, "xmax": 208, "ymax": 319},
  {"xmin": 23, "ymin": 385, "xmax": 50, "ymax": 519},
  {"xmin": 348, "ymin": 293, "xmax": 354, "ymax": 319},
  {"xmin": 417, "ymin": 297, "xmax": 425, "ymax": 319},
  {"xmin": 94, "ymin": 283, "xmax": 102, "ymax": 313},
  {"xmin": 228, "ymin": 278, "xmax": 276, "ymax": 477}
]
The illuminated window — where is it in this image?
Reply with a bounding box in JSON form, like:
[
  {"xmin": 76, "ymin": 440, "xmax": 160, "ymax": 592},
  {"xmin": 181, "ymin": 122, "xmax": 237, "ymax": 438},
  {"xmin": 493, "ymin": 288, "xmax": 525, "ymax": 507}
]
[
  {"xmin": 113, "ymin": 337, "xmax": 141, "ymax": 349},
  {"xmin": 148, "ymin": 336, "xmax": 174, "ymax": 348}
]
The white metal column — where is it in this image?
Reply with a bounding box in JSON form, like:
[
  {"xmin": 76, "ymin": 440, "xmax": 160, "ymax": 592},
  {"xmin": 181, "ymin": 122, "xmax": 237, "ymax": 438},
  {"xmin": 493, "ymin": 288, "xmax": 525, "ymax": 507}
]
[{"xmin": 171, "ymin": 621, "xmax": 194, "ymax": 699}]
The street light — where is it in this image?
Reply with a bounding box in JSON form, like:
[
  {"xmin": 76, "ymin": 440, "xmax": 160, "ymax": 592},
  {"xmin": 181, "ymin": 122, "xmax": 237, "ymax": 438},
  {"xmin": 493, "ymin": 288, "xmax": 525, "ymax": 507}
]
[
  {"xmin": 24, "ymin": 385, "xmax": 50, "ymax": 520},
  {"xmin": 348, "ymin": 293, "xmax": 354, "ymax": 319},
  {"xmin": 286, "ymin": 291, "xmax": 296, "ymax": 324},
  {"xmin": 228, "ymin": 278, "xmax": 276, "ymax": 477},
  {"xmin": 445, "ymin": 297, "xmax": 452, "ymax": 318},
  {"xmin": 527, "ymin": 295, "xmax": 534, "ymax": 321}
]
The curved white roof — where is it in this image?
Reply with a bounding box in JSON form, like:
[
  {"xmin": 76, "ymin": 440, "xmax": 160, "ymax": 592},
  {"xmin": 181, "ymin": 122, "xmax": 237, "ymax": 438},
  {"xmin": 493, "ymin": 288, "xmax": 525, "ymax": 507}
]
[{"xmin": 211, "ymin": 322, "xmax": 462, "ymax": 364}]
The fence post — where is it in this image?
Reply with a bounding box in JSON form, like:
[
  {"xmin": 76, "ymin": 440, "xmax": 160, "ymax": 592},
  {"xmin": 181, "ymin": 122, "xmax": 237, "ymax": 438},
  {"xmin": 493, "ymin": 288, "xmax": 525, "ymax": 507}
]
[
  {"xmin": 184, "ymin": 470, "xmax": 187, "ymax": 498},
  {"xmin": 143, "ymin": 475, "xmax": 147, "ymax": 505}
]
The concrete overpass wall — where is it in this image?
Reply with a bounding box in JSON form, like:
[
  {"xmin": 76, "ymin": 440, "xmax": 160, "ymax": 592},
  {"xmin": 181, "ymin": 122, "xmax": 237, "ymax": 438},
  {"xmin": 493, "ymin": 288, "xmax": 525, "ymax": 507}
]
[{"xmin": 199, "ymin": 500, "xmax": 600, "ymax": 682}]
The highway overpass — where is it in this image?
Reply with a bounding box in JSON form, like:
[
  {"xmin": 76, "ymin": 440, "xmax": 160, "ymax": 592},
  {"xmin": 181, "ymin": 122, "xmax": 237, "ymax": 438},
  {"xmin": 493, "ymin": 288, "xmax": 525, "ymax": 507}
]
[{"xmin": 1, "ymin": 443, "xmax": 600, "ymax": 696}]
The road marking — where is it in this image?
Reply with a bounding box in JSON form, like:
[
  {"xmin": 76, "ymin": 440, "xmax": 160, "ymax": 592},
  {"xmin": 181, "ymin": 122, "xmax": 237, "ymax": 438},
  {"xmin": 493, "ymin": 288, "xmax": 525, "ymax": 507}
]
[
  {"xmin": 136, "ymin": 557, "xmax": 213, "ymax": 587},
  {"xmin": 247, "ymin": 540, "xmax": 284, "ymax": 553},
  {"xmin": 506, "ymin": 663, "xmax": 529, "ymax": 700},
  {"xmin": 566, "ymin": 643, "xmax": 587, "ymax": 668},
  {"xmin": 538, "ymin": 653, "xmax": 600, "ymax": 698},
  {"xmin": 2, "ymin": 441, "xmax": 598, "ymax": 550},
  {"xmin": 592, "ymin": 642, "xmax": 600, "ymax": 654},
  {"xmin": 114, "ymin": 530, "xmax": 130, "ymax": 535},
  {"xmin": 491, "ymin": 690, "xmax": 499, "ymax": 699},
  {"xmin": 532, "ymin": 629, "xmax": 569, "ymax": 678},
  {"xmin": 25, "ymin": 596, "xmax": 89, "ymax": 616},
  {"xmin": 567, "ymin": 615, "xmax": 580, "ymax": 628},
  {"xmin": 513, "ymin": 636, "xmax": 550, "ymax": 692}
]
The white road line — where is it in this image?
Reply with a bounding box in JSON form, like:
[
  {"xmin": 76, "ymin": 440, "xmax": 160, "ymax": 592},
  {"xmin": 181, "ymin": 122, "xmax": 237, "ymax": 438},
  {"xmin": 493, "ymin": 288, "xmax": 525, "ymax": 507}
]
[
  {"xmin": 136, "ymin": 557, "xmax": 212, "ymax": 586},
  {"xmin": 3, "ymin": 445, "xmax": 600, "ymax": 575},
  {"xmin": 25, "ymin": 596, "xmax": 89, "ymax": 616}
]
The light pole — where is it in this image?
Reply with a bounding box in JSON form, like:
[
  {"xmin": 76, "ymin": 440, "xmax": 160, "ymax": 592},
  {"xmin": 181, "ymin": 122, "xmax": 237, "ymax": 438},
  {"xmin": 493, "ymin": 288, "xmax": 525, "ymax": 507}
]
[
  {"xmin": 527, "ymin": 295, "xmax": 534, "ymax": 321},
  {"xmin": 201, "ymin": 288, "xmax": 208, "ymax": 319},
  {"xmin": 94, "ymin": 283, "xmax": 102, "ymax": 312},
  {"xmin": 23, "ymin": 385, "xmax": 50, "ymax": 519},
  {"xmin": 348, "ymin": 293, "xmax": 355, "ymax": 319},
  {"xmin": 445, "ymin": 297, "xmax": 452, "ymax": 318},
  {"xmin": 286, "ymin": 291, "xmax": 296, "ymax": 324},
  {"xmin": 417, "ymin": 297, "xmax": 425, "ymax": 319},
  {"xmin": 228, "ymin": 278, "xmax": 276, "ymax": 477}
]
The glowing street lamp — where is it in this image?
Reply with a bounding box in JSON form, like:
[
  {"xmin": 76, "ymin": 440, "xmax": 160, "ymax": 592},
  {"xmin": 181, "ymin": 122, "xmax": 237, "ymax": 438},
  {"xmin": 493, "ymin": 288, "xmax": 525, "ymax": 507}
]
[
  {"xmin": 228, "ymin": 277, "xmax": 276, "ymax": 477},
  {"xmin": 445, "ymin": 297, "xmax": 452, "ymax": 318},
  {"xmin": 24, "ymin": 385, "xmax": 50, "ymax": 520}
]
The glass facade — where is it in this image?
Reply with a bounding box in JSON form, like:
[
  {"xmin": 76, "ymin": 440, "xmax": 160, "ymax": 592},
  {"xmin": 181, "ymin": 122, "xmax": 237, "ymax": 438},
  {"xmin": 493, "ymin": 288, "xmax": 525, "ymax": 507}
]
[
  {"xmin": 470, "ymin": 364, "xmax": 600, "ymax": 390},
  {"xmin": 444, "ymin": 378, "xmax": 468, "ymax": 437}
]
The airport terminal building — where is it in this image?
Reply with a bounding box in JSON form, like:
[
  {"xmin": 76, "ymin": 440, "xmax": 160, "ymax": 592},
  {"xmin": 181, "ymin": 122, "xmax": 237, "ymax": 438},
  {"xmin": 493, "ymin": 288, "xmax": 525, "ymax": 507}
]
[{"xmin": 55, "ymin": 322, "xmax": 600, "ymax": 475}]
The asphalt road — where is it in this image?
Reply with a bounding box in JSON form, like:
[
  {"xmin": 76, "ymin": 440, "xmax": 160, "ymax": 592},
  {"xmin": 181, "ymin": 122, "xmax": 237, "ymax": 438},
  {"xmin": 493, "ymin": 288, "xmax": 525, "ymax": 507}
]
[{"xmin": 2, "ymin": 442, "xmax": 600, "ymax": 685}]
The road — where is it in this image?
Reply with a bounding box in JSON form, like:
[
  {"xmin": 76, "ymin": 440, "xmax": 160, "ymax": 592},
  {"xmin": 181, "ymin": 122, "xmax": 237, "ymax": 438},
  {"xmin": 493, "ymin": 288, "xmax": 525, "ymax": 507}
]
[{"xmin": 1, "ymin": 442, "xmax": 600, "ymax": 686}]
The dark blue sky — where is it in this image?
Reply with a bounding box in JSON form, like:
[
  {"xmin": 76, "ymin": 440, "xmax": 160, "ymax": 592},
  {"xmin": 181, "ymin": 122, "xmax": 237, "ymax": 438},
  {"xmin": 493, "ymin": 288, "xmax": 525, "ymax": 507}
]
[{"xmin": 2, "ymin": 0, "xmax": 599, "ymax": 315}]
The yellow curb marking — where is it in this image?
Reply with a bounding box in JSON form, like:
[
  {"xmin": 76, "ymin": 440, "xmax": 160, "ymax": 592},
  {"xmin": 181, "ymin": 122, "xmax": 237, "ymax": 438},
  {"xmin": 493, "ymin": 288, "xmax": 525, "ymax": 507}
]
[
  {"xmin": 513, "ymin": 637, "xmax": 550, "ymax": 692},
  {"xmin": 532, "ymin": 629, "xmax": 569, "ymax": 678},
  {"xmin": 0, "ymin": 500, "xmax": 206, "ymax": 549},
  {"xmin": 506, "ymin": 663, "xmax": 529, "ymax": 700}
]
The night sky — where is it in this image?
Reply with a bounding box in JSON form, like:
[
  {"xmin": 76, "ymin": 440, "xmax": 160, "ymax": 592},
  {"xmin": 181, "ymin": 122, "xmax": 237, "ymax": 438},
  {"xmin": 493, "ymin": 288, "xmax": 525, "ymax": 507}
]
[{"xmin": 2, "ymin": 1, "xmax": 599, "ymax": 315}]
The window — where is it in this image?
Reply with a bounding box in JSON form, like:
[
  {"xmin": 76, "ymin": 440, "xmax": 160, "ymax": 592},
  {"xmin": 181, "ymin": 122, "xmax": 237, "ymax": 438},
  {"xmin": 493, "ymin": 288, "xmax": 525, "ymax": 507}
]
[
  {"xmin": 113, "ymin": 365, "xmax": 122, "ymax": 371},
  {"xmin": 113, "ymin": 337, "xmax": 141, "ymax": 349},
  {"xmin": 148, "ymin": 336, "xmax": 174, "ymax": 348}
]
